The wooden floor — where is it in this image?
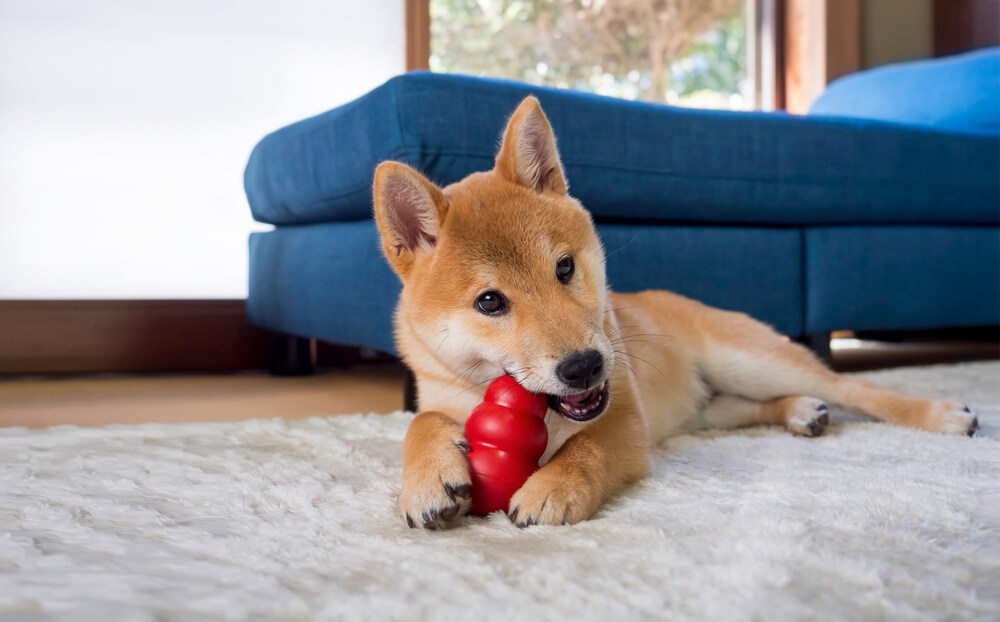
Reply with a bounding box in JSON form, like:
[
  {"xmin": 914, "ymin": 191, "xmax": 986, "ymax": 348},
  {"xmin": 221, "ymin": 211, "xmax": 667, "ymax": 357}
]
[
  {"xmin": 1, "ymin": 339, "xmax": 995, "ymax": 429},
  {"xmin": 0, "ymin": 365, "xmax": 408, "ymax": 429}
]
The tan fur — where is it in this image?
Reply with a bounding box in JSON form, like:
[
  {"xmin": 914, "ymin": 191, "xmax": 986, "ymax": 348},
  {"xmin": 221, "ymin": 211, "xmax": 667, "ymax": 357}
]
[{"xmin": 373, "ymin": 96, "xmax": 979, "ymax": 529}]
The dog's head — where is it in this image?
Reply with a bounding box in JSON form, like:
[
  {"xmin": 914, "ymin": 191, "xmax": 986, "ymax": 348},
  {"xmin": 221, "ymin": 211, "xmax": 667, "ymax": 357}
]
[{"xmin": 374, "ymin": 97, "xmax": 613, "ymax": 422}]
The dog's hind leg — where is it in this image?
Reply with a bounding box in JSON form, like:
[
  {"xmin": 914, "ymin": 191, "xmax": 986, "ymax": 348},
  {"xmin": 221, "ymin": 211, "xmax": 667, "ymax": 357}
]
[
  {"xmin": 695, "ymin": 309, "xmax": 978, "ymax": 436},
  {"xmin": 700, "ymin": 394, "xmax": 830, "ymax": 437}
]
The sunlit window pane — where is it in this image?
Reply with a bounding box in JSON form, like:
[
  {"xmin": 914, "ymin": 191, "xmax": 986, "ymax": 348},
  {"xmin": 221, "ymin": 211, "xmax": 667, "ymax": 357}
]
[{"xmin": 430, "ymin": 0, "xmax": 751, "ymax": 110}]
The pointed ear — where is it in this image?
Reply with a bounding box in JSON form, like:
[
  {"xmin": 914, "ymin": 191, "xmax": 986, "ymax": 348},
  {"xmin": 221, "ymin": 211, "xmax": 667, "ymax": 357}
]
[
  {"xmin": 495, "ymin": 96, "xmax": 568, "ymax": 195},
  {"xmin": 373, "ymin": 161, "xmax": 447, "ymax": 276}
]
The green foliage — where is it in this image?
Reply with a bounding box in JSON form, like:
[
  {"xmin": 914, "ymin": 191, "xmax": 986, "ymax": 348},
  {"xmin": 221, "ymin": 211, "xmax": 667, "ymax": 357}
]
[
  {"xmin": 671, "ymin": 16, "xmax": 747, "ymax": 98},
  {"xmin": 430, "ymin": 0, "xmax": 749, "ymax": 108}
]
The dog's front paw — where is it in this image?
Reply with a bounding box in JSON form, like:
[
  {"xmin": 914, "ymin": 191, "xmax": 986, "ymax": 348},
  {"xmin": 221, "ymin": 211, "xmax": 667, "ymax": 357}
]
[
  {"xmin": 507, "ymin": 467, "xmax": 598, "ymax": 527},
  {"xmin": 925, "ymin": 401, "xmax": 979, "ymax": 437},
  {"xmin": 400, "ymin": 438, "xmax": 472, "ymax": 529}
]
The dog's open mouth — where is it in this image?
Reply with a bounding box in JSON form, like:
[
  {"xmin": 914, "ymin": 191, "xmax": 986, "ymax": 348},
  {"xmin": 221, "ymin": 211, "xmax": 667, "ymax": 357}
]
[{"xmin": 547, "ymin": 381, "xmax": 610, "ymax": 422}]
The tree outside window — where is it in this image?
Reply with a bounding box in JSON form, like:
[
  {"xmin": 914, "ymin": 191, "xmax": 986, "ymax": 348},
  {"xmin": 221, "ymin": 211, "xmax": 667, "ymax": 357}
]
[{"xmin": 431, "ymin": 0, "xmax": 749, "ymax": 110}]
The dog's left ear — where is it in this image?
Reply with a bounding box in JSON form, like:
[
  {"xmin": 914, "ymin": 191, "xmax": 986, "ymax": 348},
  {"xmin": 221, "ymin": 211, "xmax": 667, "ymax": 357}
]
[{"xmin": 495, "ymin": 96, "xmax": 568, "ymax": 195}]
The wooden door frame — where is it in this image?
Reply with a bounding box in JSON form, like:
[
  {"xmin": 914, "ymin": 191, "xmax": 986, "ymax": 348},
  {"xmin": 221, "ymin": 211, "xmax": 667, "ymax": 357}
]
[
  {"xmin": 406, "ymin": 0, "xmax": 431, "ymax": 71},
  {"xmin": 782, "ymin": 0, "xmax": 860, "ymax": 113}
]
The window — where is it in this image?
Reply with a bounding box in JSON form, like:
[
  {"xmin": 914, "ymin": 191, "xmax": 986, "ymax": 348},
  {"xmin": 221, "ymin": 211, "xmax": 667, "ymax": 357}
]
[
  {"xmin": 430, "ymin": 0, "xmax": 776, "ymax": 111},
  {"xmin": 0, "ymin": 0, "xmax": 404, "ymax": 299}
]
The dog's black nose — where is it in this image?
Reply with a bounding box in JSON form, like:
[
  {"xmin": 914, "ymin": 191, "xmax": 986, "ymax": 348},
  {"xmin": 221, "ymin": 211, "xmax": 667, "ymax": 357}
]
[{"xmin": 556, "ymin": 349, "xmax": 604, "ymax": 390}]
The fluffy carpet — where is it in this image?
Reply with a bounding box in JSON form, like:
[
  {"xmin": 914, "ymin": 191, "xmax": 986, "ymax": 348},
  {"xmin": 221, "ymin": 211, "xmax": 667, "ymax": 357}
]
[{"xmin": 2, "ymin": 362, "xmax": 999, "ymax": 621}]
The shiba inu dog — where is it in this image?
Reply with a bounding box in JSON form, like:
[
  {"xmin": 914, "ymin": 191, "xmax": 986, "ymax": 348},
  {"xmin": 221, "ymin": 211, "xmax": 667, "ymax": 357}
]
[{"xmin": 373, "ymin": 96, "xmax": 979, "ymax": 530}]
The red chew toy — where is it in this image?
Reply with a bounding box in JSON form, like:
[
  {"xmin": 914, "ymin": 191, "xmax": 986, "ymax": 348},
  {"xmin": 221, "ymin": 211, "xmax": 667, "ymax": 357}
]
[{"xmin": 464, "ymin": 375, "xmax": 549, "ymax": 516}]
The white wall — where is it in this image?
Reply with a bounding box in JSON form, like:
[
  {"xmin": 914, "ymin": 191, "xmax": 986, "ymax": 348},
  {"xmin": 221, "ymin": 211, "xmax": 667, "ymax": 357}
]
[{"xmin": 0, "ymin": 0, "xmax": 404, "ymax": 299}]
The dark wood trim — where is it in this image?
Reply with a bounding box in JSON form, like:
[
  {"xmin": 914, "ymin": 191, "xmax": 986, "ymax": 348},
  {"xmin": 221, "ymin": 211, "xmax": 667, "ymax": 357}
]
[
  {"xmin": 934, "ymin": 0, "xmax": 1000, "ymax": 56},
  {"xmin": 0, "ymin": 300, "xmax": 383, "ymax": 377},
  {"xmin": 0, "ymin": 300, "xmax": 274, "ymax": 375},
  {"xmin": 773, "ymin": 0, "xmax": 786, "ymax": 110},
  {"xmin": 782, "ymin": 0, "xmax": 860, "ymax": 113},
  {"xmin": 0, "ymin": 300, "xmax": 384, "ymax": 376},
  {"xmin": 406, "ymin": 0, "xmax": 431, "ymax": 71},
  {"xmin": 825, "ymin": 0, "xmax": 861, "ymax": 82}
]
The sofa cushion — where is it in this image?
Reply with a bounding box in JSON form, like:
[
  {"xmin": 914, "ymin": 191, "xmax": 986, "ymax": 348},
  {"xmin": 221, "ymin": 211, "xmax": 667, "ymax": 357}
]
[
  {"xmin": 247, "ymin": 222, "xmax": 805, "ymax": 354},
  {"xmin": 804, "ymin": 226, "xmax": 1000, "ymax": 334},
  {"xmin": 244, "ymin": 72, "xmax": 1000, "ymax": 227},
  {"xmin": 810, "ymin": 48, "xmax": 1000, "ymax": 135}
]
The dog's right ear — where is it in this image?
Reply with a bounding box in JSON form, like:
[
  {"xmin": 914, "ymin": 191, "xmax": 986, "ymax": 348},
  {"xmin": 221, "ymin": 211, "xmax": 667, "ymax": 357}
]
[{"xmin": 373, "ymin": 161, "xmax": 448, "ymax": 277}]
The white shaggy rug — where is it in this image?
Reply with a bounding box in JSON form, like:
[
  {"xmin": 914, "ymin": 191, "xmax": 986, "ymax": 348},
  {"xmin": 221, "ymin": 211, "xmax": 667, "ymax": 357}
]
[{"xmin": 2, "ymin": 362, "xmax": 999, "ymax": 621}]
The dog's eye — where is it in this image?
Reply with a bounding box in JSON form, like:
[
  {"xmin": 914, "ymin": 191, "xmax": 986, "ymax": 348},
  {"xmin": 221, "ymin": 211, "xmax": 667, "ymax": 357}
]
[
  {"xmin": 475, "ymin": 291, "xmax": 508, "ymax": 315},
  {"xmin": 556, "ymin": 255, "xmax": 575, "ymax": 284}
]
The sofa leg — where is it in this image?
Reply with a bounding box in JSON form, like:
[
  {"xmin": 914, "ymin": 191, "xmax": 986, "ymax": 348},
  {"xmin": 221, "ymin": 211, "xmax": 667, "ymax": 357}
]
[
  {"xmin": 268, "ymin": 335, "xmax": 317, "ymax": 376},
  {"xmin": 795, "ymin": 332, "xmax": 832, "ymax": 365},
  {"xmin": 403, "ymin": 367, "xmax": 418, "ymax": 412}
]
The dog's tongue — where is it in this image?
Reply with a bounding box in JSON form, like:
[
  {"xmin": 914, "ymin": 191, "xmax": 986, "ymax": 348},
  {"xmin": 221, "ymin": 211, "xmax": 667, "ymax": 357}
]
[{"xmin": 564, "ymin": 385, "xmax": 601, "ymax": 408}]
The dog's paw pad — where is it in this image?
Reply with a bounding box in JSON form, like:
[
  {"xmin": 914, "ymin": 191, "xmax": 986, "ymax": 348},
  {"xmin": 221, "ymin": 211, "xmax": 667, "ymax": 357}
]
[{"xmin": 785, "ymin": 397, "xmax": 829, "ymax": 437}]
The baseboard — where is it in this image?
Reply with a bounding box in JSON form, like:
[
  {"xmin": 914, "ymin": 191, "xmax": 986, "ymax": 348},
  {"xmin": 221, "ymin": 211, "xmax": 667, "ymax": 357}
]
[{"xmin": 0, "ymin": 300, "xmax": 274, "ymax": 375}]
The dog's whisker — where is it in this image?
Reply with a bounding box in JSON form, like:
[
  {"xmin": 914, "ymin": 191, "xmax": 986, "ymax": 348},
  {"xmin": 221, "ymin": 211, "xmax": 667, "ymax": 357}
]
[
  {"xmin": 614, "ymin": 350, "xmax": 636, "ymax": 376},
  {"xmin": 434, "ymin": 359, "xmax": 484, "ymax": 396},
  {"xmin": 599, "ymin": 236, "xmax": 636, "ymax": 265},
  {"xmin": 603, "ymin": 305, "xmax": 646, "ymax": 314},
  {"xmin": 610, "ymin": 332, "xmax": 670, "ymax": 345},
  {"xmin": 613, "ymin": 360, "xmax": 637, "ymax": 378},
  {"xmin": 446, "ymin": 367, "xmax": 530, "ymax": 401},
  {"xmin": 495, "ymin": 373, "xmax": 531, "ymax": 401},
  {"xmin": 614, "ymin": 349, "xmax": 664, "ymax": 377},
  {"xmin": 606, "ymin": 324, "xmax": 641, "ymax": 340},
  {"xmin": 611, "ymin": 356, "xmax": 637, "ymax": 378},
  {"xmin": 611, "ymin": 332, "xmax": 669, "ymax": 340},
  {"xmin": 432, "ymin": 330, "xmax": 450, "ymax": 358},
  {"xmin": 446, "ymin": 374, "xmax": 503, "ymax": 401},
  {"xmin": 611, "ymin": 338, "xmax": 666, "ymax": 348}
]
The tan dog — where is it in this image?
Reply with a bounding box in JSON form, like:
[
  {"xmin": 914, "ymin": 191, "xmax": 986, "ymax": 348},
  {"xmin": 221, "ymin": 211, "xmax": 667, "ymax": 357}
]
[{"xmin": 373, "ymin": 96, "xmax": 979, "ymax": 530}]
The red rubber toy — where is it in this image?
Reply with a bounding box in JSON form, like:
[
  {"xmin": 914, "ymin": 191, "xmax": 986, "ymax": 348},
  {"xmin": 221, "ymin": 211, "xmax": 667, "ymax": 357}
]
[{"xmin": 464, "ymin": 375, "xmax": 549, "ymax": 516}]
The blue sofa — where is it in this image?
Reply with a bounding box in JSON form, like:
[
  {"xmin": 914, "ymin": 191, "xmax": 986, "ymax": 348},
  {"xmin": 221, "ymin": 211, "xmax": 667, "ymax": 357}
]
[{"xmin": 244, "ymin": 49, "xmax": 1000, "ymax": 358}]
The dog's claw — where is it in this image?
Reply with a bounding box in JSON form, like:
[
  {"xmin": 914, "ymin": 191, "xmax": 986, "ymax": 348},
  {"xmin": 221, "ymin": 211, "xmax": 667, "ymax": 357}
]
[
  {"xmin": 454, "ymin": 440, "xmax": 471, "ymax": 453},
  {"xmin": 421, "ymin": 510, "xmax": 445, "ymax": 530},
  {"xmin": 405, "ymin": 514, "xmax": 415, "ymax": 528},
  {"xmin": 968, "ymin": 416, "xmax": 979, "ymax": 437},
  {"xmin": 416, "ymin": 500, "xmax": 463, "ymax": 529},
  {"xmin": 444, "ymin": 482, "xmax": 471, "ymax": 503},
  {"xmin": 508, "ymin": 507, "xmax": 519, "ymax": 523}
]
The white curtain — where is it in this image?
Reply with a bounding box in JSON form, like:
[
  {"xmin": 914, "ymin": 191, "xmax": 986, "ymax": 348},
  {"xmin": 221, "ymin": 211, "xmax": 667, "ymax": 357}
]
[{"xmin": 0, "ymin": 0, "xmax": 404, "ymax": 298}]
